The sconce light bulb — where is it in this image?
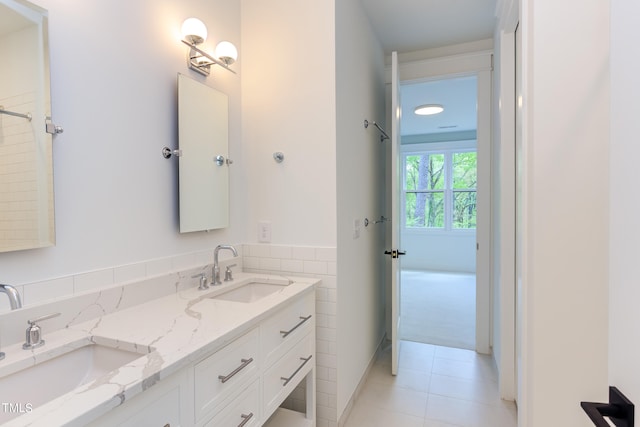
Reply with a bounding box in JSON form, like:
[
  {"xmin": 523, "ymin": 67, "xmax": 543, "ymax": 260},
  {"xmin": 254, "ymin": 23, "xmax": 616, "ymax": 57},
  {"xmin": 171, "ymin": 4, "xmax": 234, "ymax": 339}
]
[
  {"xmin": 215, "ymin": 41, "xmax": 238, "ymax": 65},
  {"xmin": 182, "ymin": 18, "xmax": 207, "ymax": 45}
]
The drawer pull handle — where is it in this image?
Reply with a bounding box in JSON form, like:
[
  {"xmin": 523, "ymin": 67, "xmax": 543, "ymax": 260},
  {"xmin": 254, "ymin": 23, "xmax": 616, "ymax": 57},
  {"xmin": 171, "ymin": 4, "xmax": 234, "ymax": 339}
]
[
  {"xmin": 238, "ymin": 413, "xmax": 254, "ymax": 427},
  {"xmin": 280, "ymin": 315, "xmax": 312, "ymax": 338},
  {"xmin": 280, "ymin": 355, "xmax": 313, "ymax": 386},
  {"xmin": 218, "ymin": 357, "xmax": 254, "ymax": 383}
]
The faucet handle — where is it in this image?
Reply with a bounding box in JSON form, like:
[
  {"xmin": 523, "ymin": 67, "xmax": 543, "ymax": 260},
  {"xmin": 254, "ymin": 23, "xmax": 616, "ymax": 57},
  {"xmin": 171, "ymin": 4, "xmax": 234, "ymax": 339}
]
[
  {"xmin": 192, "ymin": 273, "xmax": 209, "ymax": 291},
  {"xmin": 23, "ymin": 312, "xmax": 60, "ymax": 350},
  {"xmin": 224, "ymin": 264, "xmax": 237, "ymax": 282}
]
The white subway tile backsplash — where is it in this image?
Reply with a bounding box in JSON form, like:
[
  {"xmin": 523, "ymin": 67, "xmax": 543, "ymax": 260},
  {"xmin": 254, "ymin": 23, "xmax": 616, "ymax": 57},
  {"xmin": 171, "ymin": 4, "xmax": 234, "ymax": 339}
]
[
  {"xmin": 243, "ymin": 256, "xmax": 260, "ymax": 269},
  {"xmin": 327, "ymin": 262, "xmax": 337, "ymax": 276},
  {"xmin": 114, "ymin": 263, "xmax": 147, "ymax": 284},
  {"xmin": 317, "ymin": 326, "xmax": 336, "ymax": 342},
  {"xmin": 292, "ymin": 246, "xmax": 317, "ymax": 260},
  {"xmin": 171, "ymin": 253, "xmax": 198, "ymax": 271},
  {"xmin": 259, "ymin": 257, "xmax": 281, "ymax": 271},
  {"xmin": 316, "ymin": 339, "xmax": 330, "ymax": 355},
  {"xmin": 269, "ymin": 245, "xmax": 292, "ymax": 259},
  {"xmin": 319, "ymin": 275, "xmax": 337, "ymax": 289},
  {"xmin": 145, "ymin": 257, "xmax": 174, "ymax": 277},
  {"xmin": 317, "ymin": 353, "xmax": 337, "ymax": 370},
  {"xmin": 317, "ymin": 405, "xmax": 337, "ymax": 422},
  {"xmin": 316, "ymin": 287, "xmax": 328, "ymax": 302},
  {"xmin": 23, "ymin": 277, "xmax": 73, "ymax": 306},
  {"xmin": 317, "ymin": 391, "xmax": 330, "ymax": 407},
  {"xmin": 316, "ymin": 247, "xmax": 337, "ymax": 261},
  {"xmin": 328, "ymin": 368, "xmax": 337, "ymax": 383},
  {"xmin": 304, "ymin": 260, "xmax": 328, "ymax": 274},
  {"xmin": 281, "ymin": 259, "xmax": 304, "ymax": 273},
  {"xmin": 246, "ymin": 243, "xmax": 270, "ymax": 258},
  {"xmin": 73, "ymin": 269, "xmax": 114, "ymax": 293},
  {"xmin": 317, "ymin": 301, "xmax": 336, "ymax": 316}
]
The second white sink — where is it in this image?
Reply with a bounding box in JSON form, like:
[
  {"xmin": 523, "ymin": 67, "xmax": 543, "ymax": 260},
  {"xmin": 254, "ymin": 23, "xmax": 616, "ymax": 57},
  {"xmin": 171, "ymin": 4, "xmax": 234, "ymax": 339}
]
[
  {"xmin": 0, "ymin": 343, "xmax": 147, "ymax": 424},
  {"xmin": 211, "ymin": 282, "xmax": 287, "ymax": 303}
]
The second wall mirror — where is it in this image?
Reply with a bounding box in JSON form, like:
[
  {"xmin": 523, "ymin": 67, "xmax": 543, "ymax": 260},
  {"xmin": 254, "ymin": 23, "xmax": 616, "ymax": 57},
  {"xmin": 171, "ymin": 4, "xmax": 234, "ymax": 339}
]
[{"xmin": 177, "ymin": 73, "xmax": 230, "ymax": 232}]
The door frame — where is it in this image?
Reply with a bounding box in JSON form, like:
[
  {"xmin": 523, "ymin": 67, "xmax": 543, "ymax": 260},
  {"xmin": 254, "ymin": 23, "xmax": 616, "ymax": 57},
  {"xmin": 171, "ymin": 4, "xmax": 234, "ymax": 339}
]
[{"xmin": 384, "ymin": 51, "xmax": 493, "ymax": 355}]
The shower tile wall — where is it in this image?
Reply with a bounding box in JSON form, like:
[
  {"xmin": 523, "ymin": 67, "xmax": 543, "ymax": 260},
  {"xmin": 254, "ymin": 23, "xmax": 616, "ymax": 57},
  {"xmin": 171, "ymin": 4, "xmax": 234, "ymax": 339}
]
[
  {"xmin": 0, "ymin": 92, "xmax": 38, "ymax": 251},
  {"xmin": 243, "ymin": 243, "xmax": 338, "ymax": 427}
]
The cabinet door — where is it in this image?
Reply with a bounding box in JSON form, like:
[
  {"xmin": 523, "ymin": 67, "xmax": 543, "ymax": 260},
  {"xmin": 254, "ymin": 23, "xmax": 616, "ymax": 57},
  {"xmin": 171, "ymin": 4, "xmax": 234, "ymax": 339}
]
[
  {"xmin": 263, "ymin": 333, "xmax": 315, "ymax": 417},
  {"xmin": 87, "ymin": 369, "xmax": 192, "ymax": 427},
  {"xmin": 261, "ymin": 293, "xmax": 314, "ymax": 368},
  {"xmin": 202, "ymin": 379, "xmax": 260, "ymax": 427},
  {"xmin": 194, "ymin": 327, "xmax": 260, "ymax": 422}
]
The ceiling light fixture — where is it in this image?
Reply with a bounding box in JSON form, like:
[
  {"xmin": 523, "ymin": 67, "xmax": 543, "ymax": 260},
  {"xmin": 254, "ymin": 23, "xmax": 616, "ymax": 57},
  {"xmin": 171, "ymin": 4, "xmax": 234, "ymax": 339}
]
[{"xmin": 414, "ymin": 104, "xmax": 444, "ymax": 116}]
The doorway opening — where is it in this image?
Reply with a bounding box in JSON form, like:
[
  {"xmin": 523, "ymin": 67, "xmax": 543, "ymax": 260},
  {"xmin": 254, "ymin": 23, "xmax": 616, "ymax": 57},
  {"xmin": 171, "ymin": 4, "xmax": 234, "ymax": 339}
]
[{"xmin": 398, "ymin": 75, "xmax": 478, "ymax": 351}]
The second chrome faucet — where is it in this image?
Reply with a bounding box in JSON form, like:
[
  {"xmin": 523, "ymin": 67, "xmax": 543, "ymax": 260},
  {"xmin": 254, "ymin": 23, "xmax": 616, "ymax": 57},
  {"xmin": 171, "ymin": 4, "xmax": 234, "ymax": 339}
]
[{"xmin": 212, "ymin": 245, "xmax": 238, "ymax": 285}]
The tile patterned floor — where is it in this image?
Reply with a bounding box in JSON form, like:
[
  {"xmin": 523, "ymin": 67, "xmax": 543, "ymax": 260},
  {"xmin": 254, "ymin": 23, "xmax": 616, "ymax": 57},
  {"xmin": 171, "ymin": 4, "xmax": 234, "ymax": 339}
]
[{"xmin": 343, "ymin": 341, "xmax": 517, "ymax": 427}]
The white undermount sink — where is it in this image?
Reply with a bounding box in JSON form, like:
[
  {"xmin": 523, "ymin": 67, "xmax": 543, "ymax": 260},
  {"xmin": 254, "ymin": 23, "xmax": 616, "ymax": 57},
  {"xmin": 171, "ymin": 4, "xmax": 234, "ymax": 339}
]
[
  {"xmin": 0, "ymin": 343, "xmax": 147, "ymax": 424},
  {"xmin": 210, "ymin": 281, "xmax": 287, "ymax": 303}
]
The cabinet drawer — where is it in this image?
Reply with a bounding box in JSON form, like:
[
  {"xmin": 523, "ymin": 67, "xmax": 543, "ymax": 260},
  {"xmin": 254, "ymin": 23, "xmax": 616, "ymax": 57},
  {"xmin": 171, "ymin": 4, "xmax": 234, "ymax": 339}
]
[
  {"xmin": 203, "ymin": 379, "xmax": 260, "ymax": 427},
  {"xmin": 195, "ymin": 327, "xmax": 260, "ymax": 422},
  {"xmin": 263, "ymin": 332, "xmax": 314, "ymax": 417},
  {"xmin": 261, "ymin": 292, "xmax": 314, "ymax": 368}
]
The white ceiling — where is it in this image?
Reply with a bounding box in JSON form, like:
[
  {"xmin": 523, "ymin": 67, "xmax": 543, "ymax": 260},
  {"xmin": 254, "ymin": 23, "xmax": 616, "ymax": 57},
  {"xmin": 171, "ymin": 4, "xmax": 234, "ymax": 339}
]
[
  {"xmin": 360, "ymin": 0, "xmax": 498, "ymax": 54},
  {"xmin": 401, "ymin": 76, "xmax": 477, "ymax": 136},
  {"xmin": 359, "ymin": 0, "xmax": 496, "ymax": 137}
]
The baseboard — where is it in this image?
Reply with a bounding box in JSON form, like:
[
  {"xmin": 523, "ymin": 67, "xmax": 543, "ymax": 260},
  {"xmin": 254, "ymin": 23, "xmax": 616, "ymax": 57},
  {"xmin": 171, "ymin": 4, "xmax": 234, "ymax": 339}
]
[{"xmin": 337, "ymin": 334, "xmax": 387, "ymax": 427}]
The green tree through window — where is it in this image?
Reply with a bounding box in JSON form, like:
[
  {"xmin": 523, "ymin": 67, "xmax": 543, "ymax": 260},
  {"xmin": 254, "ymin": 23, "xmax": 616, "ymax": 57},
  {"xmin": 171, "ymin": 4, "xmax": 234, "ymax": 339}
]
[{"xmin": 404, "ymin": 149, "xmax": 477, "ymax": 230}]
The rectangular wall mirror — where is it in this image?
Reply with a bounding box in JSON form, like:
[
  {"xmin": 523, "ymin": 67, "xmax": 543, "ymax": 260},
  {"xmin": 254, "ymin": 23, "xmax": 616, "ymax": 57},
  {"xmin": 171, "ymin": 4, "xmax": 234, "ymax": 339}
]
[
  {"xmin": 177, "ymin": 74, "xmax": 230, "ymax": 233},
  {"xmin": 0, "ymin": 0, "xmax": 55, "ymax": 252}
]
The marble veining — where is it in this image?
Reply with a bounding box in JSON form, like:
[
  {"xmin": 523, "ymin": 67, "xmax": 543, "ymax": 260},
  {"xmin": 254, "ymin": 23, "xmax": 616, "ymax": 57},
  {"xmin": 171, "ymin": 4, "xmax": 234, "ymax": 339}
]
[{"xmin": 0, "ymin": 272, "xmax": 316, "ymax": 426}]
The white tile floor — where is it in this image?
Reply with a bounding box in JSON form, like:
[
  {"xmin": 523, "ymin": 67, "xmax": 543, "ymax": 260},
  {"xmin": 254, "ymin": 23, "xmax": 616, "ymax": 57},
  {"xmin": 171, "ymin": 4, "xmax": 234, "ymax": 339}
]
[{"xmin": 343, "ymin": 341, "xmax": 517, "ymax": 427}]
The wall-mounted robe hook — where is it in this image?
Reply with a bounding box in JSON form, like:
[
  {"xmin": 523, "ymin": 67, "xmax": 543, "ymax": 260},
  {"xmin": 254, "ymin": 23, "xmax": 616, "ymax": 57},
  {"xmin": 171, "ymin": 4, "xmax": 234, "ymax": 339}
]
[{"xmin": 273, "ymin": 152, "xmax": 285, "ymax": 163}]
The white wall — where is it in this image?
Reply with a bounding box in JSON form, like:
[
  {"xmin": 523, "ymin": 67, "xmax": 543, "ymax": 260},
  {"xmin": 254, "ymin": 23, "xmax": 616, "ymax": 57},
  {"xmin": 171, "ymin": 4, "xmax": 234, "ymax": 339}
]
[
  {"xmin": 240, "ymin": 0, "xmax": 336, "ymax": 247},
  {"xmin": 335, "ymin": 0, "xmax": 386, "ymax": 420},
  {"xmin": 519, "ymin": 0, "xmax": 610, "ymax": 425},
  {"xmin": 0, "ymin": 0, "xmax": 246, "ymax": 298},
  {"xmin": 609, "ymin": 0, "xmax": 640, "ymax": 406},
  {"xmin": 401, "ymin": 232, "xmax": 476, "ymax": 273}
]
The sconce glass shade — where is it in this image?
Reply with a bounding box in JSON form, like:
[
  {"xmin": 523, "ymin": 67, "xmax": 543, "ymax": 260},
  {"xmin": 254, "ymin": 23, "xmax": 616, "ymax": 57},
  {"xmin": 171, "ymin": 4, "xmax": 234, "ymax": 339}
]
[
  {"xmin": 182, "ymin": 18, "xmax": 207, "ymax": 44},
  {"xmin": 215, "ymin": 41, "xmax": 238, "ymax": 65}
]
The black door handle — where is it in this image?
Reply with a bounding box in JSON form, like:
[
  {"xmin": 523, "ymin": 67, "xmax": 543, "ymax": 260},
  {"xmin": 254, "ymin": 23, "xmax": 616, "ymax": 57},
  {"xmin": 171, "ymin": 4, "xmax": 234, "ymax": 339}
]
[{"xmin": 384, "ymin": 250, "xmax": 406, "ymax": 258}]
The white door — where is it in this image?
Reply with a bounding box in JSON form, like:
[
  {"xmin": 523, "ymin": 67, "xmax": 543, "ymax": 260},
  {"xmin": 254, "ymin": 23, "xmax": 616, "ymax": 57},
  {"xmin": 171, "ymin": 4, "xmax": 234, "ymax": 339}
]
[{"xmin": 390, "ymin": 51, "xmax": 403, "ymax": 376}]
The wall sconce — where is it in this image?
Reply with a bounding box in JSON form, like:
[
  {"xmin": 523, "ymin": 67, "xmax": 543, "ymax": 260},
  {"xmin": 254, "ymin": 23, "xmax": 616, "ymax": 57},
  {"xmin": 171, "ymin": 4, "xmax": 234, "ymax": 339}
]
[{"xmin": 180, "ymin": 18, "xmax": 238, "ymax": 76}]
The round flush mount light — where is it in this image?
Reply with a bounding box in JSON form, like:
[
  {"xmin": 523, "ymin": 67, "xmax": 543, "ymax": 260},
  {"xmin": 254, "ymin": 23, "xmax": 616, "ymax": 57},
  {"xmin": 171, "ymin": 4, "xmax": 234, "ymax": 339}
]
[{"xmin": 414, "ymin": 104, "xmax": 444, "ymax": 116}]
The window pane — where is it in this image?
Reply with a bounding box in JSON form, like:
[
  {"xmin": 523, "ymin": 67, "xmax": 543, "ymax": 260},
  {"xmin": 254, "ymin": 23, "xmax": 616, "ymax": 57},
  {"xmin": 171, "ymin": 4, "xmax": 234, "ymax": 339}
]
[
  {"xmin": 405, "ymin": 154, "xmax": 444, "ymax": 191},
  {"xmin": 406, "ymin": 192, "xmax": 444, "ymax": 228},
  {"xmin": 453, "ymin": 191, "xmax": 477, "ymax": 229},
  {"xmin": 453, "ymin": 152, "xmax": 477, "ymax": 189}
]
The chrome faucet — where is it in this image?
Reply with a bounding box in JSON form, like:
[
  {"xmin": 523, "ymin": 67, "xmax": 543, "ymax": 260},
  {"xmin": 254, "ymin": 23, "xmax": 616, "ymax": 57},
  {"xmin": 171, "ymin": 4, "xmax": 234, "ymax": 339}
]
[
  {"xmin": 0, "ymin": 284, "xmax": 22, "ymax": 310},
  {"xmin": 213, "ymin": 245, "xmax": 238, "ymax": 285}
]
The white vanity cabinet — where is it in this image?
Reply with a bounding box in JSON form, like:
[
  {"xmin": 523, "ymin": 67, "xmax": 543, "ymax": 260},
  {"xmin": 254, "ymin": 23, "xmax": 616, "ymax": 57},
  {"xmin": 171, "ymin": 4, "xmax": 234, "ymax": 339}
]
[
  {"xmin": 89, "ymin": 287, "xmax": 315, "ymax": 427},
  {"xmin": 87, "ymin": 368, "xmax": 194, "ymax": 427},
  {"xmin": 195, "ymin": 327, "xmax": 260, "ymax": 423}
]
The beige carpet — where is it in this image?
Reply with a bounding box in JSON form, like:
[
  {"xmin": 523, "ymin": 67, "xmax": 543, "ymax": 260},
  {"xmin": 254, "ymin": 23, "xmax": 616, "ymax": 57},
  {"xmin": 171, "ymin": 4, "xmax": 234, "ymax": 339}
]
[{"xmin": 400, "ymin": 270, "xmax": 476, "ymax": 350}]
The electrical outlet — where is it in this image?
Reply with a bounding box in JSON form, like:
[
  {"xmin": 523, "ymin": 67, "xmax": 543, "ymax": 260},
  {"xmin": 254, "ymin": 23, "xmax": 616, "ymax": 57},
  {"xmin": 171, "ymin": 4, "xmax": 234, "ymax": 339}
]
[
  {"xmin": 353, "ymin": 219, "xmax": 361, "ymax": 239},
  {"xmin": 258, "ymin": 221, "xmax": 272, "ymax": 243}
]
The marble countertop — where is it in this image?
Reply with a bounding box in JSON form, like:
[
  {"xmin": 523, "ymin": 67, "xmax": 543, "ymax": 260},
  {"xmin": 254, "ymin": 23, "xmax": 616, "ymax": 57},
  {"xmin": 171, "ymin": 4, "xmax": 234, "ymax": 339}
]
[{"xmin": 0, "ymin": 273, "xmax": 317, "ymax": 426}]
